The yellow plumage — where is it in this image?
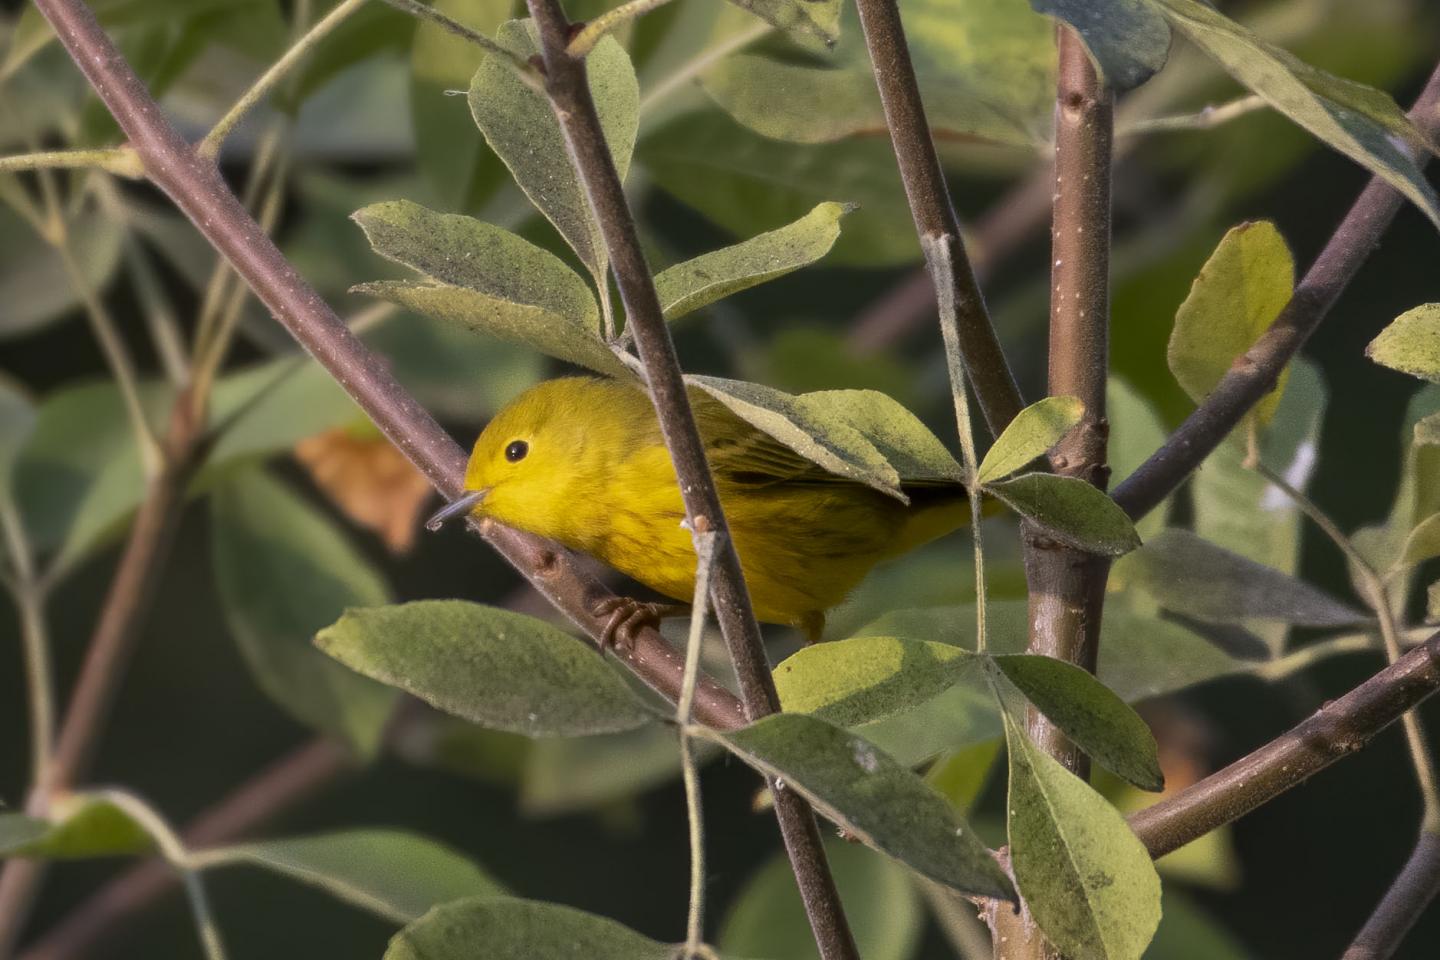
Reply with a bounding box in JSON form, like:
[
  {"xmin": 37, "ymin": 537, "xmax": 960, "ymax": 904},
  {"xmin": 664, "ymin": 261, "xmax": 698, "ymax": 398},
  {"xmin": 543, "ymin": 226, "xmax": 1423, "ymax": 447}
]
[{"xmin": 461, "ymin": 377, "xmax": 971, "ymax": 641}]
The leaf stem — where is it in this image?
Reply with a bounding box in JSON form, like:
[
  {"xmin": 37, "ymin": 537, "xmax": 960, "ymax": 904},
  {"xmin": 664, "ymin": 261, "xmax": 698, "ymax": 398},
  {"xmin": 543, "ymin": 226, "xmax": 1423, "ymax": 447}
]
[
  {"xmin": 0, "ymin": 504, "xmax": 54, "ymax": 791},
  {"xmin": 568, "ymin": 0, "xmax": 675, "ymax": 58},
  {"xmin": 379, "ymin": 0, "xmax": 539, "ymax": 86},
  {"xmin": 679, "ymin": 527, "xmax": 719, "ymax": 957},
  {"xmin": 1118, "ymin": 94, "xmax": 1266, "ymax": 136},
  {"xmin": 0, "ymin": 147, "xmax": 143, "ymax": 177}
]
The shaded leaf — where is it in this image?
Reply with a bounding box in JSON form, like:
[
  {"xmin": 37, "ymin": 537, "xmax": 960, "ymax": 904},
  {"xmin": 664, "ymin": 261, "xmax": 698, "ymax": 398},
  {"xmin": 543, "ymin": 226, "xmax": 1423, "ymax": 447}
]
[
  {"xmin": 774, "ymin": 636, "xmax": 978, "ymax": 727},
  {"xmin": 1004, "ymin": 711, "xmax": 1162, "ymax": 960},
  {"xmin": 719, "ymin": 840, "xmax": 923, "ymax": 960},
  {"xmin": 0, "ymin": 815, "xmax": 50, "ymax": 855},
  {"xmin": 201, "ymin": 830, "xmax": 504, "ymax": 923},
  {"xmin": 1118, "ymin": 528, "xmax": 1368, "ymax": 628},
  {"xmin": 1031, "ymin": 0, "xmax": 1170, "ymax": 90},
  {"xmin": 986, "ymin": 473, "xmax": 1142, "ymax": 555},
  {"xmin": 656, "ymin": 201, "xmax": 852, "ymax": 321},
  {"xmin": 1147, "ymin": 889, "xmax": 1253, "ymax": 960},
  {"xmin": 704, "ymin": 713, "xmax": 1014, "ymax": 899},
  {"xmin": 993, "ymin": 655, "xmax": 1163, "ymax": 791},
  {"xmin": 1167, "ymin": 221, "xmax": 1294, "ymax": 426},
  {"xmin": 520, "ymin": 726, "xmax": 712, "ymax": 816},
  {"xmin": 1400, "ymin": 512, "xmax": 1440, "ymax": 568},
  {"xmin": 1144, "ymin": 0, "xmax": 1440, "ymax": 227},
  {"xmin": 469, "ymin": 21, "xmax": 638, "ymax": 273},
  {"xmin": 0, "ymin": 206, "xmax": 124, "ymax": 340},
  {"xmin": 316, "ymin": 600, "xmax": 653, "ymax": 737},
  {"xmin": 386, "ymin": 897, "xmax": 671, "ymax": 960},
  {"xmin": 0, "ymin": 376, "xmax": 35, "ymax": 511},
  {"xmin": 212, "ymin": 471, "xmax": 398, "ymax": 756},
  {"xmin": 0, "ymin": 796, "xmax": 149, "ymax": 859},
  {"xmin": 801, "ymin": 389, "xmax": 964, "ymax": 482},
  {"xmin": 977, "ymin": 396, "xmax": 1084, "ymax": 484},
  {"xmin": 926, "ymin": 739, "xmax": 1003, "ymax": 813},
  {"xmin": 1367, "ymin": 304, "xmax": 1440, "ymax": 382},
  {"xmin": 1106, "ymin": 378, "xmax": 1167, "ymax": 540}
]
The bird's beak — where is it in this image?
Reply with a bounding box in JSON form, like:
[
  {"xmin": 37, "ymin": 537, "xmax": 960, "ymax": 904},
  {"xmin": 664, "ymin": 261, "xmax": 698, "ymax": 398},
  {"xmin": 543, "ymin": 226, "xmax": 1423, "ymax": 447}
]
[{"xmin": 426, "ymin": 488, "xmax": 489, "ymax": 532}]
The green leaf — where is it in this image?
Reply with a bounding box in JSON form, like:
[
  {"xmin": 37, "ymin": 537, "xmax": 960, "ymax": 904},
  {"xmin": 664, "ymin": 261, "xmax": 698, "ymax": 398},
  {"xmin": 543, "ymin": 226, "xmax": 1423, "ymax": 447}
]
[
  {"xmin": 0, "ymin": 376, "xmax": 35, "ymax": 509},
  {"xmin": 1004, "ymin": 711, "xmax": 1162, "ymax": 960},
  {"xmin": 353, "ymin": 200, "xmax": 599, "ymax": 328},
  {"xmin": 977, "ymin": 396, "xmax": 1085, "ymax": 484},
  {"xmin": 1147, "ymin": 889, "xmax": 1253, "ymax": 960},
  {"xmin": 719, "ymin": 840, "xmax": 923, "ymax": 960},
  {"xmin": 211, "ymin": 471, "xmax": 398, "ymax": 757},
  {"xmin": 1367, "ymin": 304, "xmax": 1440, "ymax": 382},
  {"xmin": 316, "ymin": 600, "xmax": 654, "ymax": 737},
  {"xmin": 726, "ymin": 0, "xmax": 841, "ymax": 48},
  {"xmin": 200, "ymin": 830, "xmax": 504, "ymax": 923},
  {"xmin": 704, "ymin": 713, "xmax": 1014, "ymax": 900},
  {"xmin": 1106, "ymin": 378, "xmax": 1167, "ymax": 540},
  {"xmin": 655, "ymin": 201, "xmax": 852, "ymax": 321},
  {"xmin": 985, "ymin": 473, "xmax": 1142, "ymax": 555},
  {"xmin": 519, "ymin": 725, "xmax": 708, "ymax": 816},
  {"xmin": 801, "ymin": 389, "xmax": 964, "ymax": 483},
  {"xmin": 926, "ymin": 739, "xmax": 1003, "ymax": 813},
  {"xmin": 204, "ymin": 359, "xmax": 361, "ymax": 470},
  {"xmin": 469, "ymin": 21, "xmax": 638, "ymax": 274},
  {"xmin": 775, "ymin": 636, "xmax": 978, "ymax": 727},
  {"xmin": 1167, "ymin": 221, "xmax": 1294, "ymax": 426},
  {"xmin": 0, "ymin": 205, "xmax": 124, "ymax": 340},
  {"xmin": 688, "ymin": 376, "xmax": 903, "ymax": 495},
  {"xmin": 1030, "ymin": 0, "xmax": 1170, "ymax": 90},
  {"xmin": 992, "ymin": 655, "xmax": 1163, "ymax": 791},
  {"xmin": 1117, "ymin": 528, "xmax": 1368, "ymax": 628},
  {"xmin": 1399, "ymin": 512, "xmax": 1440, "ymax": 568},
  {"xmin": 354, "ymin": 281, "xmax": 631, "ymax": 377},
  {"xmin": 386, "ymin": 897, "xmax": 673, "ymax": 960},
  {"xmin": 0, "ymin": 796, "xmax": 150, "ymax": 859},
  {"xmin": 638, "ymin": 112, "xmax": 919, "ymax": 267},
  {"xmin": 1144, "ymin": 0, "xmax": 1440, "ymax": 228}
]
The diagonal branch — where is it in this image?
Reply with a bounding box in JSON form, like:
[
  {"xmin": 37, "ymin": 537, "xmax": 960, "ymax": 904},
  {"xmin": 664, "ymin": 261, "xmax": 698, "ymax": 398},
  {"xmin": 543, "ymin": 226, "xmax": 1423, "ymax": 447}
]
[
  {"xmin": 1113, "ymin": 61, "xmax": 1440, "ymax": 521},
  {"xmin": 522, "ymin": 2, "xmax": 857, "ymax": 956},
  {"xmin": 1341, "ymin": 830, "xmax": 1440, "ymax": 960}
]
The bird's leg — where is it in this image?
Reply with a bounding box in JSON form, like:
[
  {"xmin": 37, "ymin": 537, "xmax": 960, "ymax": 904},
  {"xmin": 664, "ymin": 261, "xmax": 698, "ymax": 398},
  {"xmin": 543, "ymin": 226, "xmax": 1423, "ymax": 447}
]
[
  {"xmin": 593, "ymin": 597, "xmax": 691, "ymax": 653},
  {"xmin": 797, "ymin": 611, "xmax": 826, "ymax": 645}
]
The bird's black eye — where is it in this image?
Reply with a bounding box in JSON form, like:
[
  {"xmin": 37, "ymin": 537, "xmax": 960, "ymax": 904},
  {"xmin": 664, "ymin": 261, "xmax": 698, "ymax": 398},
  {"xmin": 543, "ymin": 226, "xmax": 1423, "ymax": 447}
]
[{"xmin": 504, "ymin": 440, "xmax": 529, "ymax": 463}]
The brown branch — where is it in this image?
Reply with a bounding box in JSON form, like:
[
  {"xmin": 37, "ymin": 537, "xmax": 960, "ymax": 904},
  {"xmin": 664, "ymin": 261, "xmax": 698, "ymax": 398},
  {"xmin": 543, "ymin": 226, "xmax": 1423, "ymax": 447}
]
[
  {"xmin": 1129, "ymin": 631, "xmax": 1440, "ymax": 858},
  {"xmin": 1341, "ymin": 830, "xmax": 1440, "ymax": 960},
  {"xmin": 1112, "ymin": 61, "xmax": 1440, "ymax": 521},
  {"xmin": 852, "ymin": 0, "xmax": 1024, "ymax": 436},
  {"xmin": 522, "ymin": 2, "xmax": 857, "ymax": 956}
]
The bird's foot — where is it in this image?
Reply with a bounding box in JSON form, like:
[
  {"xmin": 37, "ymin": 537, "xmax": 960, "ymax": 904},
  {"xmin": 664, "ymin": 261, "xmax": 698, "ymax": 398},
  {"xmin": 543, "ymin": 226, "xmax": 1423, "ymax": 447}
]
[{"xmin": 593, "ymin": 597, "xmax": 690, "ymax": 653}]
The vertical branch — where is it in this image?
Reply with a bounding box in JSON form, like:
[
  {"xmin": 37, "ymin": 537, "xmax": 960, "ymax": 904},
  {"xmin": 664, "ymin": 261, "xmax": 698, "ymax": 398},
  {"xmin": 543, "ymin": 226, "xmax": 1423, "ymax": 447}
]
[
  {"xmin": 852, "ymin": 0, "xmax": 1024, "ymax": 436},
  {"xmin": 521, "ymin": 3, "xmax": 858, "ymax": 958}
]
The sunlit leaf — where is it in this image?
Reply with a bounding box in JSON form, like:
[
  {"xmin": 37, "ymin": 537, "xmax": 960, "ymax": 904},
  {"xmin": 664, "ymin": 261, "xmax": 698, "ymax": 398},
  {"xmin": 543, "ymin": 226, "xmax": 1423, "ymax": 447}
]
[
  {"xmin": 1031, "ymin": 0, "xmax": 1170, "ymax": 90},
  {"xmin": 802, "ymin": 389, "xmax": 964, "ymax": 483},
  {"xmin": 469, "ymin": 21, "xmax": 638, "ymax": 273},
  {"xmin": 656, "ymin": 201, "xmax": 852, "ymax": 321},
  {"xmin": 0, "ymin": 796, "xmax": 149, "ymax": 859},
  {"xmin": 1399, "ymin": 512, "xmax": 1440, "ymax": 568},
  {"xmin": 704, "ymin": 713, "xmax": 1014, "ymax": 899},
  {"xmin": 774, "ymin": 635, "xmax": 979, "ymax": 726},
  {"xmin": 977, "ymin": 396, "xmax": 1085, "ymax": 484},
  {"xmin": 385, "ymin": 898, "xmax": 671, "ymax": 960},
  {"xmin": 200, "ymin": 830, "xmax": 504, "ymax": 923},
  {"xmin": 1167, "ymin": 221, "xmax": 1294, "ymax": 427},
  {"xmin": 1004, "ymin": 711, "xmax": 1162, "ymax": 960},
  {"xmin": 726, "ymin": 0, "xmax": 841, "ymax": 48},
  {"xmin": 986, "ymin": 473, "xmax": 1142, "ymax": 555},
  {"xmin": 1367, "ymin": 304, "xmax": 1440, "ymax": 382},
  {"xmin": 316, "ymin": 600, "xmax": 654, "ymax": 737}
]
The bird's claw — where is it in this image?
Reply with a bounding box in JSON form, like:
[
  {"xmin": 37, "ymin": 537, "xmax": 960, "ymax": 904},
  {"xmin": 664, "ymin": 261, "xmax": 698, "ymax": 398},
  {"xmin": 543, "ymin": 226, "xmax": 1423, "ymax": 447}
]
[{"xmin": 592, "ymin": 597, "xmax": 688, "ymax": 654}]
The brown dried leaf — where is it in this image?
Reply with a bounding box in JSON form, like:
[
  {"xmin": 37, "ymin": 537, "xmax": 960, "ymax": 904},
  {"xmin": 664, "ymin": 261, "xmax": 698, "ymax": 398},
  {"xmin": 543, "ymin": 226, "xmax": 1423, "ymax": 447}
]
[{"xmin": 294, "ymin": 426, "xmax": 432, "ymax": 553}]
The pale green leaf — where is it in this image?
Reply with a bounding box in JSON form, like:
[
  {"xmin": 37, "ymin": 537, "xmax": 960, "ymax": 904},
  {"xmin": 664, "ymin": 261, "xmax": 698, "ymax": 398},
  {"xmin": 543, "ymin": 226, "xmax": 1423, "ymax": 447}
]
[
  {"xmin": 727, "ymin": 0, "xmax": 841, "ymax": 48},
  {"xmin": 519, "ymin": 726, "xmax": 712, "ymax": 816},
  {"xmin": 1031, "ymin": 0, "xmax": 1170, "ymax": 91},
  {"xmin": 704, "ymin": 713, "xmax": 1014, "ymax": 900},
  {"xmin": 1106, "ymin": 378, "xmax": 1167, "ymax": 540},
  {"xmin": 212, "ymin": 471, "xmax": 398, "ymax": 757},
  {"xmin": 1367, "ymin": 304, "xmax": 1440, "ymax": 382},
  {"xmin": 316, "ymin": 600, "xmax": 654, "ymax": 737},
  {"xmin": 993, "ymin": 655, "xmax": 1163, "ymax": 791},
  {"xmin": 0, "ymin": 206, "xmax": 124, "ymax": 340},
  {"xmin": 386, "ymin": 898, "xmax": 671, "ymax": 960},
  {"xmin": 1004, "ymin": 712, "xmax": 1162, "ymax": 960},
  {"xmin": 655, "ymin": 201, "xmax": 852, "ymax": 321},
  {"xmin": 719, "ymin": 840, "xmax": 923, "ymax": 960},
  {"xmin": 200, "ymin": 830, "xmax": 504, "ymax": 923},
  {"xmin": 1400, "ymin": 512, "xmax": 1440, "ymax": 568},
  {"xmin": 0, "ymin": 814, "xmax": 50, "ymax": 856},
  {"xmin": 1429, "ymin": 580, "xmax": 1440, "ymax": 623},
  {"xmin": 985, "ymin": 473, "xmax": 1142, "ymax": 555},
  {"xmin": 352, "ymin": 200, "xmax": 598, "ymax": 328},
  {"xmin": 0, "ymin": 796, "xmax": 149, "ymax": 859},
  {"xmin": 1167, "ymin": 221, "xmax": 1294, "ymax": 426},
  {"xmin": 1145, "ymin": 0, "xmax": 1440, "ymax": 228},
  {"xmin": 774, "ymin": 635, "xmax": 979, "ymax": 726},
  {"xmin": 977, "ymin": 396, "xmax": 1085, "ymax": 484},
  {"xmin": 801, "ymin": 389, "xmax": 964, "ymax": 483},
  {"xmin": 469, "ymin": 21, "xmax": 638, "ymax": 273}
]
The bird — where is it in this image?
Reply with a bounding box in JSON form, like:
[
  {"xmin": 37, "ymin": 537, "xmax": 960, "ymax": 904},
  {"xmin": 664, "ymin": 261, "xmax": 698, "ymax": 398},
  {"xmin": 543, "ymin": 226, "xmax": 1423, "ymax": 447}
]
[{"xmin": 429, "ymin": 377, "xmax": 972, "ymax": 646}]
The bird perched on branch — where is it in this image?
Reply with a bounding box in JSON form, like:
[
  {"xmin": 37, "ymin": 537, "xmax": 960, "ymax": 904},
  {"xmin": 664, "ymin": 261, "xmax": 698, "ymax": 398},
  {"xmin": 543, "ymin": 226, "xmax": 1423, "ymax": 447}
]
[{"xmin": 430, "ymin": 377, "xmax": 972, "ymax": 645}]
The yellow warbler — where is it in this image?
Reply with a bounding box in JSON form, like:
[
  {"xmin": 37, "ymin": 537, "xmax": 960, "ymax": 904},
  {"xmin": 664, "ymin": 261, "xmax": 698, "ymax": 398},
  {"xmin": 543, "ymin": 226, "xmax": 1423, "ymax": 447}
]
[{"xmin": 434, "ymin": 377, "xmax": 971, "ymax": 643}]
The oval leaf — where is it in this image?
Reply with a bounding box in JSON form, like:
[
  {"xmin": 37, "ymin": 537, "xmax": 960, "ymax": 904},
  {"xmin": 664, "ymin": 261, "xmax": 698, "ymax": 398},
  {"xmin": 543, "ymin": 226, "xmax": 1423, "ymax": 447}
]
[
  {"xmin": 387, "ymin": 897, "xmax": 672, "ymax": 960},
  {"xmin": 774, "ymin": 635, "xmax": 979, "ymax": 727},
  {"xmin": 801, "ymin": 389, "xmax": 964, "ymax": 483},
  {"xmin": 0, "ymin": 796, "xmax": 150, "ymax": 859},
  {"xmin": 977, "ymin": 396, "xmax": 1084, "ymax": 484},
  {"xmin": 656, "ymin": 201, "xmax": 853, "ymax": 322},
  {"xmin": 1367, "ymin": 304, "xmax": 1440, "ymax": 383},
  {"xmin": 315, "ymin": 599, "xmax": 654, "ymax": 737},
  {"xmin": 1400, "ymin": 511, "xmax": 1440, "ymax": 568},
  {"xmin": 1004, "ymin": 711, "xmax": 1162, "ymax": 960},
  {"xmin": 985, "ymin": 473, "xmax": 1141, "ymax": 555},
  {"xmin": 1168, "ymin": 221, "xmax": 1294, "ymax": 426},
  {"xmin": 727, "ymin": 0, "xmax": 841, "ymax": 48},
  {"xmin": 468, "ymin": 22, "xmax": 638, "ymax": 274},
  {"xmin": 1030, "ymin": 0, "xmax": 1170, "ymax": 91},
  {"xmin": 704, "ymin": 713, "xmax": 1014, "ymax": 900},
  {"xmin": 200, "ymin": 830, "xmax": 504, "ymax": 923},
  {"xmin": 992, "ymin": 654, "xmax": 1163, "ymax": 791}
]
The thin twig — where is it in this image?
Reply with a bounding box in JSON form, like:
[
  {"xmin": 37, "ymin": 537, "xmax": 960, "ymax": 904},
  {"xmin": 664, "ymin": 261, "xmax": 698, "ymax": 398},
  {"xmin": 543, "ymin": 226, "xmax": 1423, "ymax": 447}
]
[
  {"xmin": 1113, "ymin": 62, "xmax": 1440, "ymax": 522},
  {"xmin": 679, "ymin": 527, "xmax": 719, "ymax": 957},
  {"xmin": 523, "ymin": 2, "xmax": 858, "ymax": 956},
  {"xmin": 0, "ymin": 147, "xmax": 142, "ymax": 177},
  {"xmin": 1118, "ymin": 94, "xmax": 1267, "ymax": 136},
  {"xmin": 852, "ymin": 0, "xmax": 1023, "ymax": 437},
  {"xmin": 567, "ymin": 0, "xmax": 675, "ymax": 58},
  {"xmin": 1342, "ymin": 831, "xmax": 1440, "ymax": 960},
  {"xmin": 0, "ymin": 505, "xmax": 53, "ymax": 789},
  {"xmin": 121, "ymin": 239, "xmax": 190, "ymax": 385},
  {"xmin": 379, "ymin": 0, "xmax": 538, "ymax": 84}
]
